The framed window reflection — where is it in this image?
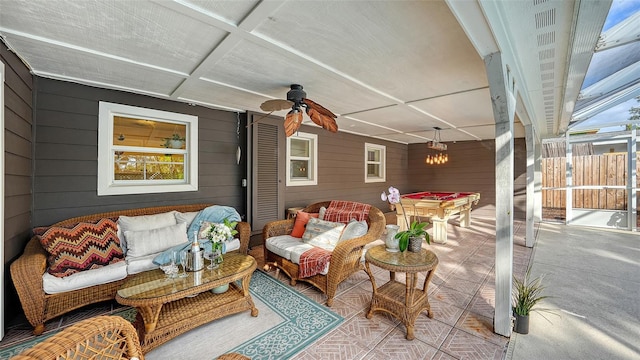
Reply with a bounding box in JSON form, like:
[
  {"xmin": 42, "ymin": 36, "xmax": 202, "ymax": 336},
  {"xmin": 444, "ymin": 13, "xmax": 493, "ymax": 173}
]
[
  {"xmin": 287, "ymin": 132, "xmax": 317, "ymax": 186},
  {"xmin": 365, "ymin": 143, "xmax": 386, "ymax": 183},
  {"xmin": 98, "ymin": 102, "xmax": 198, "ymax": 195}
]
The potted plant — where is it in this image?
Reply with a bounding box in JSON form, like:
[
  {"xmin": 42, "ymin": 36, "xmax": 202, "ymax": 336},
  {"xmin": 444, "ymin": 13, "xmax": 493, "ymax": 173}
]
[
  {"xmin": 163, "ymin": 133, "xmax": 185, "ymax": 149},
  {"xmin": 381, "ymin": 186, "xmax": 430, "ymax": 252},
  {"xmin": 512, "ymin": 270, "xmax": 549, "ymax": 334}
]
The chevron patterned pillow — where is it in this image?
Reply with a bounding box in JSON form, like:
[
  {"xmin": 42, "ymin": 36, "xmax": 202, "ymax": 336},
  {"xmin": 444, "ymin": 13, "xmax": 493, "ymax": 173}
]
[{"xmin": 39, "ymin": 218, "xmax": 124, "ymax": 278}]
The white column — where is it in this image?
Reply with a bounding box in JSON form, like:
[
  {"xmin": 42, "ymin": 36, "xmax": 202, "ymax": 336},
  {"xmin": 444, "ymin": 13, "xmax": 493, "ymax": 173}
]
[
  {"xmin": 630, "ymin": 128, "xmax": 637, "ymax": 231},
  {"xmin": 485, "ymin": 52, "xmax": 515, "ymax": 337},
  {"xmin": 534, "ymin": 136, "xmax": 542, "ymax": 222},
  {"xmin": 525, "ymin": 125, "xmax": 535, "ymax": 248},
  {"xmin": 566, "ymin": 133, "xmax": 573, "ymax": 224}
]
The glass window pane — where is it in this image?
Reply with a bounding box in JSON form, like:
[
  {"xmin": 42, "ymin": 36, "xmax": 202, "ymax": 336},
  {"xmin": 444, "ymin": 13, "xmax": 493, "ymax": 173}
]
[
  {"xmin": 367, "ymin": 164, "xmax": 380, "ymax": 177},
  {"xmin": 114, "ymin": 152, "xmax": 185, "ymax": 180},
  {"xmin": 290, "ymin": 138, "xmax": 310, "ymax": 157},
  {"xmin": 368, "ymin": 149, "xmax": 380, "ymax": 162},
  {"xmin": 114, "ymin": 116, "xmax": 187, "ymax": 149},
  {"xmin": 291, "ymin": 160, "xmax": 309, "ymax": 179}
]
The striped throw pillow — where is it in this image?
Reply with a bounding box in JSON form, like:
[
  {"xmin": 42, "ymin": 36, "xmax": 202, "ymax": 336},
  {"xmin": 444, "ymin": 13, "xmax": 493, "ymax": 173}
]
[{"xmin": 39, "ymin": 218, "xmax": 124, "ymax": 278}]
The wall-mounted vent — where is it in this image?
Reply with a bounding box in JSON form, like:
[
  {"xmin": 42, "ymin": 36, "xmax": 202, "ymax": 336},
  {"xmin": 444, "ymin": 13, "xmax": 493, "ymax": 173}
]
[
  {"xmin": 535, "ymin": 8, "xmax": 556, "ymax": 29},
  {"xmin": 533, "ymin": 0, "xmax": 548, "ymax": 6}
]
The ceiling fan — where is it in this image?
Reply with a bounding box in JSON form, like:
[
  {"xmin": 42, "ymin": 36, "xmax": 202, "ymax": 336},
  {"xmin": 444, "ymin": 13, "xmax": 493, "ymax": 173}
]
[{"xmin": 260, "ymin": 84, "xmax": 338, "ymax": 137}]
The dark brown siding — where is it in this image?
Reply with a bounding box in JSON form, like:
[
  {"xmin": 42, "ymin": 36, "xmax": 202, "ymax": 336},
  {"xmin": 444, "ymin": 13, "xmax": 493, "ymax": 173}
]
[
  {"xmin": 2, "ymin": 41, "xmax": 34, "ymax": 316},
  {"xmin": 2, "ymin": 44, "xmax": 33, "ymax": 264},
  {"xmin": 283, "ymin": 124, "xmax": 409, "ymax": 214},
  {"xmin": 33, "ymin": 78, "xmax": 247, "ymax": 227},
  {"xmin": 408, "ymin": 138, "xmax": 527, "ymax": 220}
]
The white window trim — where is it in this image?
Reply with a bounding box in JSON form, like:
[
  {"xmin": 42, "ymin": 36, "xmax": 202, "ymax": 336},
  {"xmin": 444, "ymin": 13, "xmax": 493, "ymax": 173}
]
[
  {"xmin": 98, "ymin": 101, "xmax": 198, "ymax": 196},
  {"xmin": 365, "ymin": 143, "xmax": 386, "ymax": 183},
  {"xmin": 286, "ymin": 132, "xmax": 318, "ymax": 186}
]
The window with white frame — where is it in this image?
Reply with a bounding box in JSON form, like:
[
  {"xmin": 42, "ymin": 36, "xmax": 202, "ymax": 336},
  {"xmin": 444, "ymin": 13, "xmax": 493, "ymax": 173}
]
[
  {"xmin": 286, "ymin": 132, "xmax": 317, "ymax": 186},
  {"xmin": 97, "ymin": 101, "xmax": 198, "ymax": 195},
  {"xmin": 365, "ymin": 143, "xmax": 386, "ymax": 182}
]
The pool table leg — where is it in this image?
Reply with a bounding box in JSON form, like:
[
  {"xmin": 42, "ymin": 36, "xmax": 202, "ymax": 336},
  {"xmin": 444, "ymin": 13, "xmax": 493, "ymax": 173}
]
[
  {"xmin": 460, "ymin": 206, "xmax": 471, "ymax": 227},
  {"xmin": 432, "ymin": 217, "xmax": 447, "ymax": 244}
]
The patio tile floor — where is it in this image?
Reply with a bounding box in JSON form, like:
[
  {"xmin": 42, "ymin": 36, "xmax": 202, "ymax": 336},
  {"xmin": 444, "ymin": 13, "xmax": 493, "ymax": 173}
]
[{"xmin": 1, "ymin": 217, "xmax": 534, "ymax": 360}]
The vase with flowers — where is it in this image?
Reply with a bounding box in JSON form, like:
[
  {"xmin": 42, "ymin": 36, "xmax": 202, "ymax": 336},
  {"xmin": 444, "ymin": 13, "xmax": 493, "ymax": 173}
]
[
  {"xmin": 204, "ymin": 218, "xmax": 238, "ymax": 268},
  {"xmin": 381, "ymin": 186, "xmax": 430, "ymax": 252}
]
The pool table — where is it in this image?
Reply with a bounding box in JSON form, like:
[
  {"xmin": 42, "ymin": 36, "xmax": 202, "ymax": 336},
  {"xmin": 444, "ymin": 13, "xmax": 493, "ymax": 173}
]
[{"xmin": 396, "ymin": 191, "xmax": 480, "ymax": 244}]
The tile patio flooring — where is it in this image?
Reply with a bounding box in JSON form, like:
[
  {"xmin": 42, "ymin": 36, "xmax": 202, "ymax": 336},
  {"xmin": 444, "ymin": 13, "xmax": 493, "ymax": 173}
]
[{"xmin": 1, "ymin": 216, "xmax": 533, "ymax": 360}]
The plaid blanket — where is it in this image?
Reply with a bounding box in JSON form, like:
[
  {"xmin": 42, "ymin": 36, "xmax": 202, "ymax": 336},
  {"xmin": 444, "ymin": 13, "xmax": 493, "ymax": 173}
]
[{"xmin": 299, "ymin": 247, "xmax": 332, "ymax": 278}]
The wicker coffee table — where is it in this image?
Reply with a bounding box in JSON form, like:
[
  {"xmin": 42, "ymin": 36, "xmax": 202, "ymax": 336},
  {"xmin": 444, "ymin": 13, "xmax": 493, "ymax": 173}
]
[
  {"xmin": 116, "ymin": 253, "xmax": 258, "ymax": 352},
  {"xmin": 364, "ymin": 245, "xmax": 438, "ymax": 340}
]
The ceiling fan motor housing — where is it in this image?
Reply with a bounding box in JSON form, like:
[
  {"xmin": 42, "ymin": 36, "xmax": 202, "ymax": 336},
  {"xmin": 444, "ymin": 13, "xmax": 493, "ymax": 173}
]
[{"xmin": 286, "ymin": 84, "xmax": 306, "ymax": 104}]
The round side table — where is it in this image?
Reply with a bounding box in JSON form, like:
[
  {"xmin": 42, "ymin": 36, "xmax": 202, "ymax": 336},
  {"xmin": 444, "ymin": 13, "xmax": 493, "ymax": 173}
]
[{"xmin": 364, "ymin": 244, "xmax": 439, "ymax": 340}]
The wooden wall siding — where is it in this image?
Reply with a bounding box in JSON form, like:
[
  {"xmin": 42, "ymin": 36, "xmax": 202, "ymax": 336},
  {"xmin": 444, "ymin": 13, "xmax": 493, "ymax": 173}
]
[
  {"xmin": 407, "ymin": 138, "xmax": 527, "ymax": 220},
  {"xmin": 282, "ymin": 123, "xmax": 409, "ymax": 214},
  {"xmin": 33, "ymin": 78, "xmax": 247, "ymax": 227},
  {"xmin": 2, "ymin": 44, "xmax": 33, "ymax": 265},
  {"xmin": 542, "ymin": 154, "xmax": 630, "ymax": 210}
]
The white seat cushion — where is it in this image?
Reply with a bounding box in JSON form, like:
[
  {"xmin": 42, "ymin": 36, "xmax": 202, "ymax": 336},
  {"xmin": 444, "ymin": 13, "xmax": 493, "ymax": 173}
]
[
  {"xmin": 223, "ymin": 238, "xmax": 241, "ymax": 253},
  {"xmin": 43, "ymin": 261, "xmax": 128, "ymax": 294},
  {"xmin": 265, "ymin": 235, "xmax": 309, "ymax": 261},
  {"xmin": 126, "ymin": 253, "xmax": 159, "ymax": 275}
]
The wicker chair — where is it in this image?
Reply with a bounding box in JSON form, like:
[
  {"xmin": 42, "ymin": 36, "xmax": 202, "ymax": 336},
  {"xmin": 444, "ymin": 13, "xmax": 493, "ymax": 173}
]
[
  {"xmin": 11, "ymin": 315, "xmax": 144, "ymax": 360},
  {"xmin": 263, "ymin": 201, "xmax": 385, "ymax": 306},
  {"xmin": 10, "ymin": 204, "xmax": 251, "ymax": 335}
]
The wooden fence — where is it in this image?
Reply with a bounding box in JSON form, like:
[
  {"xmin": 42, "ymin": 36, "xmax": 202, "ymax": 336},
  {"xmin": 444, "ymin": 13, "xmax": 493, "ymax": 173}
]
[{"xmin": 542, "ymin": 153, "xmax": 630, "ymax": 210}]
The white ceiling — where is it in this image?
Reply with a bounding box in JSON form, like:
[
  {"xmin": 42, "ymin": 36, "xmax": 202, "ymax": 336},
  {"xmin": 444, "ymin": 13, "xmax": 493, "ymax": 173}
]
[{"xmin": 0, "ymin": 0, "xmax": 610, "ymax": 144}]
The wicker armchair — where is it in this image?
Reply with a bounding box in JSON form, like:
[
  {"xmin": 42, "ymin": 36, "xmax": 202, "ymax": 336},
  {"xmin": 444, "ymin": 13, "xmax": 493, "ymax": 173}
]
[
  {"xmin": 10, "ymin": 204, "xmax": 251, "ymax": 335},
  {"xmin": 263, "ymin": 201, "xmax": 385, "ymax": 306},
  {"xmin": 11, "ymin": 315, "xmax": 144, "ymax": 359}
]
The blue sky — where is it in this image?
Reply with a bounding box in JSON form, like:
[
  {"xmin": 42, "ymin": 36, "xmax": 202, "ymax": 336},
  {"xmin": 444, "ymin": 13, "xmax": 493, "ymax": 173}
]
[{"xmin": 603, "ymin": 0, "xmax": 640, "ymax": 31}]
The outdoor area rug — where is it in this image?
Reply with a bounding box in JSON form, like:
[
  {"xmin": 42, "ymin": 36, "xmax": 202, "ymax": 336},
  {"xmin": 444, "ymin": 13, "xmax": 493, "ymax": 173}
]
[
  {"xmin": 146, "ymin": 269, "xmax": 343, "ymax": 360},
  {"xmin": 2, "ymin": 270, "xmax": 343, "ymax": 360}
]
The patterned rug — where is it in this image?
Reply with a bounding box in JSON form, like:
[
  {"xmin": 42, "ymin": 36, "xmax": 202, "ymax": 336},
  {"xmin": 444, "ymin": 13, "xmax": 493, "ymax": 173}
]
[{"xmin": 1, "ymin": 270, "xmax": 343, "ymax": 360}]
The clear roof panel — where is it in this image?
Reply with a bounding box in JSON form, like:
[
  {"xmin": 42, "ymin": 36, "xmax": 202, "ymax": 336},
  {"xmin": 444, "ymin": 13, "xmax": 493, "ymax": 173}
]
[{"xmin": 570, "ymin": 0, "xmax": 640, "ymax": 132}]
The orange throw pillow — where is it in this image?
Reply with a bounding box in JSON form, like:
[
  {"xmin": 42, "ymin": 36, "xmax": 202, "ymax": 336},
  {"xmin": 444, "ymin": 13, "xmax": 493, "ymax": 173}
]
[{"xmin": 290, "ymin": 211, "xmax": 319, "ymax": 238}]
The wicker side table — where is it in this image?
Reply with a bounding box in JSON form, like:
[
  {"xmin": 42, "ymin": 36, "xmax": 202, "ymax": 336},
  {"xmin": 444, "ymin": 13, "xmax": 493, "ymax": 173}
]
[{"xmin": 364, "ymin": 244, "xmax": 438, "ymax": 340}]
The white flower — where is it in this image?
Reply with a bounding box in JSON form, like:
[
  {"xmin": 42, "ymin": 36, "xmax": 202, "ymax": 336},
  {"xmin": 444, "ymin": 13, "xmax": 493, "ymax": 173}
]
[{"xmin": 206, "ymin": 223, "xmax": 233, "ymax": 244}]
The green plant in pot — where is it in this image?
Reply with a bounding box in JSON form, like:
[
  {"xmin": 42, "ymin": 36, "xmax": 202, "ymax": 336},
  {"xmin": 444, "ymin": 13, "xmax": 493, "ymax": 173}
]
[
  {"xmin": 512, "ymin": 270, "xmax": 549, "ymax": 334},
  {"xmin": 381, "ymin": 186, "xmax": 430, "ymax": 252},
  {"xmin": 163, "ymin": 133, "xmax": 186, "ymax": 148}
]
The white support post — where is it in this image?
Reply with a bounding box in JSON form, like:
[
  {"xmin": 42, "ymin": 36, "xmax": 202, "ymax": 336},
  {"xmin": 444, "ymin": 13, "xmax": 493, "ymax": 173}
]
[
  {"xmin": 534, "ymin": 136, "xmax": 542, "ymax": 222},
  {"xmin": 525, "ymin": 124, "xmax": 535, "ymax": 248},
  {"xmin": 566, "ymin": 133, "xmax": 573, "ymax": 224},
  {"xmin": 485, "ymin": 52, "xmax": 514, "ymax": 337},
  {"xmin": 630, "ymin": 128, "xmax": 637, "ymax": 231}
]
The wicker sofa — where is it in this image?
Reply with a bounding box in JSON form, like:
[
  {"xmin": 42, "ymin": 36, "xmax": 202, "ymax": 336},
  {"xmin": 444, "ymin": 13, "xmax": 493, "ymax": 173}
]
[
  {"xmin": 263, "ymin": 201, "xmax": 385, "ymax": 306},
  {"xmin": 10, "ymin": 203, "xmax": 251, "ymax": 335},
  {"xmin": 11, "ymin": 315, "xmax": 144, "ymax": 360}
]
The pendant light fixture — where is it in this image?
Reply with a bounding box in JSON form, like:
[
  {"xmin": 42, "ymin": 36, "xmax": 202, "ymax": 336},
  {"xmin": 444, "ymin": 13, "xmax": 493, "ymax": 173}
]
[{"xmin": 425, "ymin": 127, "xmax": 448, "ymax": 165}]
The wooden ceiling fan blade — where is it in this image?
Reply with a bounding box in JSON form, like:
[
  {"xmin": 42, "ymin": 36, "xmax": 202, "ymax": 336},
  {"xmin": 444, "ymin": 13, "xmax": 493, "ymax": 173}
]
[
  {"xmin": 306, "ymin": 107, "xmax": 324, "ymax": 127},
  {"xmin": 306, "ymin": 106, "xmax": 338, "ymax": 133},
  {"xmin": 284, "ymin": 111, "xmax": 303, "ymax": 137},
  {"xmin": 302, "ymin": 98, "xmax": 337, "ymax": 118},
  {"xmin": 260, "ymin": 99, "xmax": 294, "ymax": 112}
]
